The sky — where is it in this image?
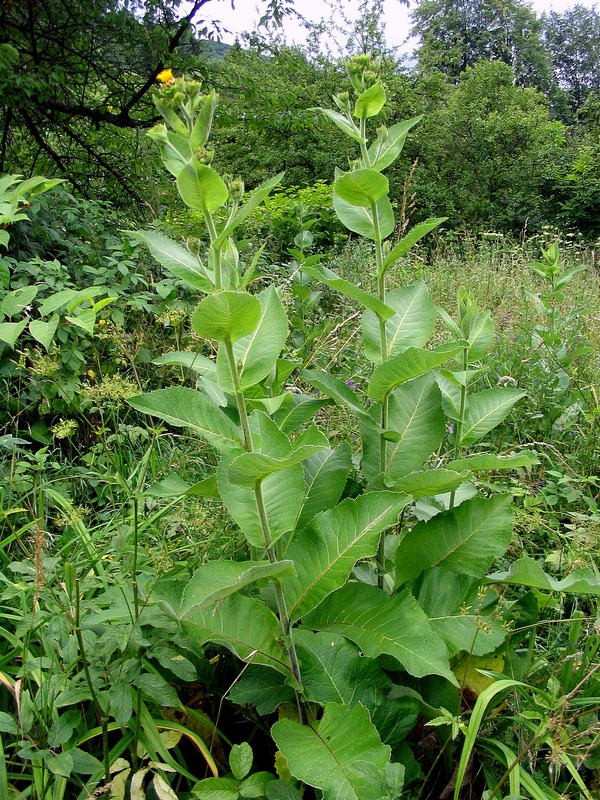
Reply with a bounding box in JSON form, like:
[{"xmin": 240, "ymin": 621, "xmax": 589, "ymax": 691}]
[{"xmin": 197, "ymin": 0, "xmax": 599, "ymax": 57}]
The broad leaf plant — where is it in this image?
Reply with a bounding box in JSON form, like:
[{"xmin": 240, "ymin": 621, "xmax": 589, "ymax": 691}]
[{"xmin": 129, "ymin": 60, "xmax": 540, "ymax": 799}]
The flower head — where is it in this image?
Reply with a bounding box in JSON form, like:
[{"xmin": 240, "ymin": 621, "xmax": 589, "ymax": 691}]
[{"xmin": 156, "ymin": 68, "xmax": 174, "ymax": 85}]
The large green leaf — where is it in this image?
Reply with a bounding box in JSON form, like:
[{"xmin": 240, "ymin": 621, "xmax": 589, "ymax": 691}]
[
  {"xmin": 192, "ymin": 291, "xmax": 262, "ymax": 342},
  {"xmin": 2, "ymin": 285, "xmax": 38, "ymax": 316},
  {"xmin": 367, "ymin": 118, "xmax": 421, "ymax": 172},
  {"xmin": 334, "ymin": 169, "xmax": 389, "ymax": 207},
  {"xmin": 395, "ymin": 494, "xmax": 513, "ymax": 584},
  {"xmin": 181, "ymin": 593, "xmax": 292, "ymax": 676},
  {"xmin": 179, "ymin": 560, "xmax": 297, "ymax": 617},
  {"xmin": 284, "ymin": 492, "xmax": 409, "ymax": 623},
  {"xmin": 304, "ymin": 584, "xmax": 456, "ymax": 683},
  {"xmin": 176, "ymin": 161, "xmax": 229, "ymax": 212},
  {"xmin": 361, "ymin": 283, "xmax": 437, "ymax": 363},
  {"xmin": 382, "ymin": 219, "xmax": 447, "ymax": 274},
  {"xmin": 333, "ymin": 194, "xmax": 394, "ymax": 241},
  {"xmin": 389, "ymin": 469, "xmax": 468, "ymax": 498},
  {"xmin": 302, "ymin": 369, "xmax": 373, "ymax": 426},
  {"xmin": 487, "ymin": 556, "xmax": 600, "ymax": 595},
  {"xmin": 131, "ymin": 230, "xmax": 213, "ymax": 292},
  {"xmin": 228, "ymin": 666, "xmax": 296, "ymax": 714},
  {"xmin": 217, "ymin": 413, "xmax": 305, "ymax": 545},
  {"xmin": 465, "ymin": 311, "xmax": 494, "ymax": 361},
  {"xmin": 227, "ymin": 426, "xmax": 329, "ymax": 487},
  {"xmin": 417, "ymin": 569, "xmax": 506, "ymax": 657},
  {"xmin": 354, "ymin": 81, "xmax": 386, "ymax": 119},
  {"xmin": 447, "ymin": 453, "xmax": 539, "ymax": 472},
  {"xmin": 272, "ymin": 394, "xmax": 329, "ymax": 435},
  {"xmin": 301, "ymin": 263, "xmax": 395, "ymax": 320},
  {"xmin": 128, "ymin": 387, "xmax": 242, "ymax": 454},
  {"xmin": 296, "ymin": 630, "xmax": 421, "ymax": 749},
  {"xmin": 215, "ymin": 286, "xmax": 289, "ymax": 390},
  {"xmin": 0, "ymin": 320, "xmax": 27, "ymax": 347},
  {"xmin": 219, "ymin": 460, "xmax": 304, "ymax": 548},
  {"xmin": 272, "ymin": 703, "xmax": 398, "ymax": 800},
  {"xmin": 461, "ymin": 388, "xmax": 527, "ymax": 445},
  {"xmin": 368, "ymin": 342, "xmax": 468, "ymax": 401},
  {"xmin": 295, "ymin": 444, "xmax": 352, "ymax": 531},
  {"xmin": 29, "ymin": 315, "xmax": 59, "ymax": 351},
  {"xmin": 190, "ymin": 90, "xmax": 218, "ymax": 149},
  {"xmin": 318, "ymin": 108, "xmax": 364, "ymax": 143},
  {"xmin": 362, "ymin": 373, "xmax": 445, "ymax": 482}
]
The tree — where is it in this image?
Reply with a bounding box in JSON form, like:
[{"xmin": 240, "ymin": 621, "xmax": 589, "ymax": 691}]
[
  {"xmin": 410, "ymin": 0, "xmax": 550, "ymax": 89},
  {"xmin": 0, "ymin": 0, "xmax": 294, "ymax": 207},
  {"xmin": 542, "ymin": 4, "xmax": 600, "ymax": 116},
  {"xmin": 412, "ymin": 61, "xmax": 564, "ymax": 231}
]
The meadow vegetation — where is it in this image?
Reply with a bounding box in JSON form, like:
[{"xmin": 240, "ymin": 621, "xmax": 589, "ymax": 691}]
[{"xmin": 0, "ymin": 3, "xmax": 599, "ymax": 799}]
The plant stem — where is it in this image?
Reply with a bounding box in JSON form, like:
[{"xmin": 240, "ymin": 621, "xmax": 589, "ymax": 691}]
[
  {"xmin": 74, "ymin": 578, "xmax": 111, "ymax": 785},
  {"xmin": 372, "ymin": 202, "xmax": 389, "ymax": 588},
  {"xmin": 449, "ymin": 348, "xmax": 469, "ymax": 508},
  {"xmin": 224, "ymin": 334, "xmax": 307, "ymax": 723}
]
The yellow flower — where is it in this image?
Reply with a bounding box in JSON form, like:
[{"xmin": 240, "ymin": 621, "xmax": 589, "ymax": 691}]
[{"xmin": 156, "ymin": 68, "xmax": 174, "ymax": 84}]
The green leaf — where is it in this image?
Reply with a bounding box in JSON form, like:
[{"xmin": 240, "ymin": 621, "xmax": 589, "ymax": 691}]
[
  {"xmin": 215, "ymin": 286, "xmax": 288, "ymax": 390},
  {"xmin": 128, "ymin": 387, "xmax": 242, "ymax": 454},
  {"xmin": 181, "ymin": 594, "xmax": 292, "ymax": 677},
  {"xmin": 240, "ymin": 772, "xmax": 275, "ymax": 798},
  {"xmin": 465, "ymin": 311, "xmax": 494, "ymax": 361},
  {"xmin": 382, "ymin": 219, "xmax": 447, "ymax": 273},
  {"xmin": 219, "ymin": 461, "xmax": 304, "ymax": 548},
  {"xmin": 304, "ymin": 584, "xmax": 456, "ymax": 683},
  {"xmin": 108, "ymin": 682, "xmax": 133, "ymax": 727},
  {"xmin": 180, "ymin": 560, "xmax": 297, "ymax": 616},
  {"xmin": 46, "ymin": 750, "xmax": 74, "ymax": 778},
  {"xmin": 295, "ymin": 444, "xmax": 352, "ymax": 531},
  {"xmin": 303, "ymin": 369, "xmax": 373, "ymax": 426},
  {"xmin": 461, "ymin": 388, "xmax": 527, "ymax": 445},
  {"xmin": 228, "ymin": 666, "xmax": 296, "ymax": 714},
  {"xmin": 28, "ymin": 315, "xmax": 59, "ymax": 351},
  {"xmin": 367, "ymin": 118, "xmax": 421, "ymax": 171},
  {"xmin": 1, "ymin": 285, "xmax": 38, "ymax": 316},
  {"xmin": 135, "ymin": 673, "xmax": 180, "ymax": 707},
  {"xmin": 65, "ymin": 307, "xmax": 96, "ymax": 334},
  {"xmin": 230, "ymin": 742, "xmax": 253, "ymax": 781},
  {"xmin": 334, "ymin": 169, "xmax": 388, "ymax": 207},
  {"xmin": 0, "ymin": 319, "xmax": 27, "ymax": 347},
  {"xmin": 272, "ymin": 703, "xmax": 393, "ymax": 800},
  {"xmin": 191, "ymin": 90, "xmax": 218, "ymax": 149},
  {"xmin": 146, "ymin": 473, "xmax": 219, "ymax": 499},
  {"xmin": 272, "ymin": 394, "xmax": 329, "ymax": 435},
  {"xmin": 361, "ymin": 283, "xmax": 437, "ymax": 363},
  {"xmin": 148, "ymin": 127, "xmax": 193, "ymax": 177},
  {"xmin": 361, "ymin": 374, "xmax": 445, "ymax": 482},
  {"xmin": 154, "ymin": 98, "xmax": 189, "ymax": 136},
  {"xmin": 228, "ymin": 426, "xmax": 328, "ymax": 487},
  {"xmin": 131, "ymin": 230, "xmax": 213, "ymax": 292},
  {"xmin": 177, "ymin": 161, "xmax": 229, "ymax": 212},
  {"xmin": 487, "ymin": 556, "xmax": 600, "ymax": 594},
  {"xmin": 418, "ymin": 569, "xmax": 506, "ymax": 657},
  {"xmin": 215, "ymin": 173, "xmax": 284, "ymax": 246},
  {"xmin": 395, "ymin": 494, "xmax": 513, "ymax": 584},
  {"xmin": 301, "ymin": 263, "xmax": 395, "ymax": 321},
  {"xmin": 389, "ymin": 469, "xmax": 468, "ymax": 498},
  {"xmin": 285, "ymin": 492, "xmax": 410, "ymax": 622},
  {"xmin": 192, "ymin": 291, "xmax": 262, "ymax": 342},
  {"xmin": 192, "ymin": 776, "xmax": 239, "ymax": 800},
  {"xmin": 368, "ymin": 342, "xmax": 468, "ymax": 401},
  {"xmin": 354, "ymin": 81, "xmax": 386, "ymax": 119},
  {"xmin": 446, "ymin": 453, "xmax": 539, "ymax": 472},
  {"xmin": 318, "ymin": 108, "xmax": 364, "ymax": 143},
  {"xmin": 333, "ymin": 193, "xmax": 394, "ymax": 241}
]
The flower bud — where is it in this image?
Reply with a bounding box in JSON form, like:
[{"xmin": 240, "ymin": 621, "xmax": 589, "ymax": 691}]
[{"xmin": 229, "ymin": 177, "xmax": 245, "ymax": 201}]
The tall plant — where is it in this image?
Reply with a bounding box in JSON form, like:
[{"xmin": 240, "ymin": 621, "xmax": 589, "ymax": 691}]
[{"xmin": 129, "ymin": 63, "xmax": 539, "ymax": 799}]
